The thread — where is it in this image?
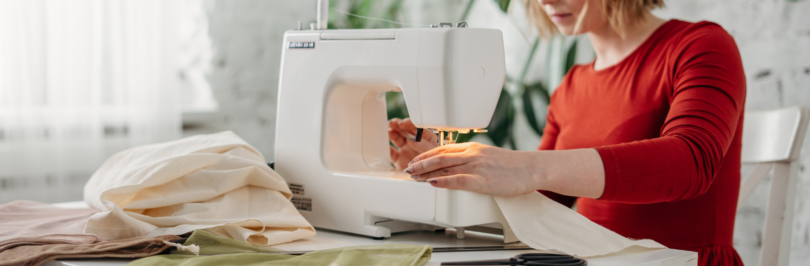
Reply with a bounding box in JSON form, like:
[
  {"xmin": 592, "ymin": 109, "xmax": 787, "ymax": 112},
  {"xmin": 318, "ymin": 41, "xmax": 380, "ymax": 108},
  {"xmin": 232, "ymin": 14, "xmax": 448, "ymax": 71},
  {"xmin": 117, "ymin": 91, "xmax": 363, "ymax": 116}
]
[
  {"xmin": 330, "ymin": 8, "xmax": 432, "ymax": 28},
  {"xmin": 163, "ymin": 241, "xmax": 201, "ymax": 255}
]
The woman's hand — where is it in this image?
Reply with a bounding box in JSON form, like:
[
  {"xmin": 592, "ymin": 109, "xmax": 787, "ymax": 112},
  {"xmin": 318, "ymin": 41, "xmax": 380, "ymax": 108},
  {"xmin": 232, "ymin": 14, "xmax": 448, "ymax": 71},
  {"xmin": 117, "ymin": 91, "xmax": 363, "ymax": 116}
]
[
  {"xmin": 403, "ymin": 142, "xmax": 544, "ymax": 197},
  {"xmin": 404, "ymin": 143, "xmax": 606, "ymax": 199},
  {"xmin": 388, "ymin": 118, "xmax": 438, "ymax": 171}
]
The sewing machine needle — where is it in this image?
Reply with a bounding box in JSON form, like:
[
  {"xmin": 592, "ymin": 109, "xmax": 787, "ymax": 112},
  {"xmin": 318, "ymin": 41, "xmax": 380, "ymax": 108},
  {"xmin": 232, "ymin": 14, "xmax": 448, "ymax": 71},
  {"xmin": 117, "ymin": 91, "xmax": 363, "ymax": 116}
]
[{"xmin": 439, "ymin": 131, "xmax": 446, "ymax": 146}]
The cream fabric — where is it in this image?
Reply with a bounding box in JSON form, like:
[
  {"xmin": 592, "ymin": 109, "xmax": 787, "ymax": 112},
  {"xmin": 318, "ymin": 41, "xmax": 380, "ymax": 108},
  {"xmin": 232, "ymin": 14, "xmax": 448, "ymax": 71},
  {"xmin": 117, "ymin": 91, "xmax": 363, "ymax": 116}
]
[
  {"xmin": 495, "ymin": 192, "xmax": 666, "ymax": 257},
  {"xmin": 83, "ymin": 131, "xmax": 315, "ymax": 245}
]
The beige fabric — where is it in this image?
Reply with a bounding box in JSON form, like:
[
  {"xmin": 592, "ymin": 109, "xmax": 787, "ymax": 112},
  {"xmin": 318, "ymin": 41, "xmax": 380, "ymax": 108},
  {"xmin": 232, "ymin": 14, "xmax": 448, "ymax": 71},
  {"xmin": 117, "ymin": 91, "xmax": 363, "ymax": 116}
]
[
  {"xmin": 83, "ymin": 131, "xmax": 315, "ymax": 245},
  {"xmin": 0, "ymin": 234, "xmax": 180, "ymax": 266},
  {"xmin": 495, "ymin": 192, "xmax": 666, "ymax": 257},
  {"xmin": 0, "ymin": 201, "xmax": 97, "ymax": 240}
]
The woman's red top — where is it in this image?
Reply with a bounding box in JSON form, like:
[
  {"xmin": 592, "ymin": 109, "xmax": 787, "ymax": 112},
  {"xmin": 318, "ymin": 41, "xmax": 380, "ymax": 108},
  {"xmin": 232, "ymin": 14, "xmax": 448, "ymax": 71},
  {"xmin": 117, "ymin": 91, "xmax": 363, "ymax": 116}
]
[{"xmin": 539, "ymin": 20, "xmax": 746, "ymax": 265}]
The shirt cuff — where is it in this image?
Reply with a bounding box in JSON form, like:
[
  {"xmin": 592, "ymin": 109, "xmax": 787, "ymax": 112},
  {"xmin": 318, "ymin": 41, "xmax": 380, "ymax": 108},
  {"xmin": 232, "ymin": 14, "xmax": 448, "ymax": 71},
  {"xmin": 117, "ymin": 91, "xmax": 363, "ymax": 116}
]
[{"xmin": 595, "ymin": 146, "xmax": 619, "ymax": 201}]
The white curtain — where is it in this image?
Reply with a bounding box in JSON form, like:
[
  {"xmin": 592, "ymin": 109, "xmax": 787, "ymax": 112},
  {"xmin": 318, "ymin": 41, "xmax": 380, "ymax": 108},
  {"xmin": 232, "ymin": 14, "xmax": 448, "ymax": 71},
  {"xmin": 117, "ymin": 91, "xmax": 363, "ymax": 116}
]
[{"xmin": 0, "ymin": 0, "xmax": 181, "ymax": 203}]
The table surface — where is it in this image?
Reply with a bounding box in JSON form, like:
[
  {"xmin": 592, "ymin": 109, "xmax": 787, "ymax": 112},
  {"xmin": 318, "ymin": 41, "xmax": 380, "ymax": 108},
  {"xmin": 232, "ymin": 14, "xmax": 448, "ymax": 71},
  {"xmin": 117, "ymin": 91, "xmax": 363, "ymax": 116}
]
[{"xmin": 46, "ymin": 201, "xmax": 698, "ymax": 266}]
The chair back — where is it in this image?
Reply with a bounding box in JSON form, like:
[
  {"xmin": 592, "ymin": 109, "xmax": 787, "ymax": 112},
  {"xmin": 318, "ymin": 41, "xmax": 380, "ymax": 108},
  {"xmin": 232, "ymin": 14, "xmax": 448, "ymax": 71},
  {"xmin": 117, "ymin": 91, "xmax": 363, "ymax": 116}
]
[{"xmin": 738, "ymin": 106, "xmax": 809, "ymax": 266}]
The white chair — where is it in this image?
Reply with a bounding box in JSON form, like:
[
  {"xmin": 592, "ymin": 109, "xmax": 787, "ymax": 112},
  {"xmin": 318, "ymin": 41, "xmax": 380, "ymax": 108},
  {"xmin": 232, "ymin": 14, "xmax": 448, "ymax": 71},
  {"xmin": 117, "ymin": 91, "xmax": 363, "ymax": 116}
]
[{"xmin": 738, "ymin": 106, "xmax": 809, "ymax": 266}]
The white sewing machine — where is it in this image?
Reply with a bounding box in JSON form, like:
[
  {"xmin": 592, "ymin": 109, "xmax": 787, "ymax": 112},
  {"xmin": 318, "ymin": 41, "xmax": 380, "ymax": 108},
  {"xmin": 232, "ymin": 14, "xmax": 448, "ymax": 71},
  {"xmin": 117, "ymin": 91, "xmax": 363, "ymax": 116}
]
[{"xmin": 274, "ymin": 23, "xmax": 515, "ymax": 241}]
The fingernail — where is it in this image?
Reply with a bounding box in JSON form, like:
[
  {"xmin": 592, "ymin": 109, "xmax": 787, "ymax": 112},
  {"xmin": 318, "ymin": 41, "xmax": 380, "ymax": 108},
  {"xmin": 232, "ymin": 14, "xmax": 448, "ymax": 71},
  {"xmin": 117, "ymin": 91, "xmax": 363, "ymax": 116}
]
[
  {"xmin": 410, "ymin": 175, "xmax": 420, "ymax": 180},
  {"xmin": 403, "ymin": 167, "xmax": 413, "ymax": 174},
  {"xmin": 428, "ymin": 179, "xmax": 438, "ymax": 184},
  {"xmin": 408, "ymin": 159, "xmax": 416, "ymax": 166},
  {"xmin": 407, "ymin": 134, "xmax": 416, "ymax": 142}
]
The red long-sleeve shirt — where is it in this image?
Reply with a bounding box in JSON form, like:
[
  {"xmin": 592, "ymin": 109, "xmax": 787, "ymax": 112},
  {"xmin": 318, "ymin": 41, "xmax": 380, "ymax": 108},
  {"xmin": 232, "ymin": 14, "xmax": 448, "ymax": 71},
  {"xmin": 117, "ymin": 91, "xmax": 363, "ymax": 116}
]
[{"xmin": 539, "ymin": 20, "xmax": 745, "ymax": 265}]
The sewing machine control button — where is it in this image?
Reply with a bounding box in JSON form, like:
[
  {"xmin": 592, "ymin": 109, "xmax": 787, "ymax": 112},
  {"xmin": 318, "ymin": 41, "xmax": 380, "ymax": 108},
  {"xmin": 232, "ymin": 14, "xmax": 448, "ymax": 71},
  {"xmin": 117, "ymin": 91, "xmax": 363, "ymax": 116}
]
[
  {"xmin": 477, "ymin": 67, "xmax": 485, "ymax": 78},
  {"xmin": 439, "ymin": 22, "xmax": 453, "ymax": 28},
  {"xmin": 456, "ymin": 22, "xmax": 468, "ymax": 28}
]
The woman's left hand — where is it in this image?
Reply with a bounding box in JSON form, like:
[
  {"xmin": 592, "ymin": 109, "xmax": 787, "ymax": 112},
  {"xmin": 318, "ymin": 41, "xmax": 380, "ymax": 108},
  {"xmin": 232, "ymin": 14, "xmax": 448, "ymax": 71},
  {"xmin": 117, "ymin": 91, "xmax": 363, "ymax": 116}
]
[{"xmin": 403, "ymin": 142, "xmax": 544, "ymax": 197}]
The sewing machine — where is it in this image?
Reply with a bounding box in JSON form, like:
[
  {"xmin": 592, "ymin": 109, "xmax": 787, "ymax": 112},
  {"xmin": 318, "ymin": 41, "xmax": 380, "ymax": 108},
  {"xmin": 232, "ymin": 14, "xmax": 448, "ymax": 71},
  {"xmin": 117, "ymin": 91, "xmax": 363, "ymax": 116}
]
[{"xmin": 273, "ymin": 23, "xmax": 514, "ymax": 241}]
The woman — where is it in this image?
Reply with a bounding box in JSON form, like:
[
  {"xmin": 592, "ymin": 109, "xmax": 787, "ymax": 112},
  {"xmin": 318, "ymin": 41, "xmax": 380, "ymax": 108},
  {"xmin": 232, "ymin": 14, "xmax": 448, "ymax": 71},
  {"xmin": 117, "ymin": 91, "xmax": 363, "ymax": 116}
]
[{"xmin": 388, "ymin": 0, "xmax": 746, "ymax": 265}]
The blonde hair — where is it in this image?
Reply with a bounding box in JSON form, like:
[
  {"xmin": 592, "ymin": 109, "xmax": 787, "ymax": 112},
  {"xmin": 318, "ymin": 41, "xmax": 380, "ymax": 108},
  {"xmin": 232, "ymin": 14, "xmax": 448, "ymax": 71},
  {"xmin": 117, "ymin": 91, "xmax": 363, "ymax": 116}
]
[{"xmin": 526, "ymin": 0, "xmax": 665, "ymax": 38}]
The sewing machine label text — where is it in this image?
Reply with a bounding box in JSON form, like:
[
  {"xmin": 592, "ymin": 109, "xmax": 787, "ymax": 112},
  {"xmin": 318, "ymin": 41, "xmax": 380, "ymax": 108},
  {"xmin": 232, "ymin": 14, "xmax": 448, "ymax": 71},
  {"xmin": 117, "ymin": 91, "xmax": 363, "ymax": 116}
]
[
  {"xmin": 292, "ymin": 197, "xmax": 313, "ymax": 211},
  {"xmin": 289, "ymin": 183, "xmax": 305, "ymax": 195},
  {"xmin": 288, "ymin": 42, "xmax": 315, "ymax": 49}
]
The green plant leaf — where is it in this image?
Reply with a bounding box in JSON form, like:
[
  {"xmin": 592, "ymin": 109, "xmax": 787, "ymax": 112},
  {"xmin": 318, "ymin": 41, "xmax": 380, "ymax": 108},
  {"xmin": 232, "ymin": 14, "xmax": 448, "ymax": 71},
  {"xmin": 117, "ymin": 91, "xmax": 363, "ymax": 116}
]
[
  {"xmin": 521, "ymin": 87, "xmax": 539, "ymax": 135},
  {"xmin": 385, "ymin": 92, "xmax": 409, "ymax": 119},
  {"xmin": 330, "ymin": 0, "xmax": 404, "ymax": 29},
  {"xmin": 564, "ymin": 38, "xmax": 578, "ymax": 75},
  {"xmin": 383, "ymin": 0, "xmax": 404, "ymax": 28},
  {"xmin": 521, "ymin": 82, "xmax": 548, "ymax": 136},
  {"xmin": 494, "ymin": 0, "xmax": 510, "ymax": 12},
  {"xmin": 486, "ymin": 88, "xmax": 515, "ymax": 148},
  {"xmin": 460, "ymin": 0, "xmax": 477, "ymax": 21},
  {"xmin": 516, "ymin": 37, "xmax": 540, "ymax": 88},
  {"xmin": 535, "ymin": 82, "xmax": 551, "ymax": 103},
  {"xmin": 507, "ymin": 132, "xmax": 516, "ymax": 150}
]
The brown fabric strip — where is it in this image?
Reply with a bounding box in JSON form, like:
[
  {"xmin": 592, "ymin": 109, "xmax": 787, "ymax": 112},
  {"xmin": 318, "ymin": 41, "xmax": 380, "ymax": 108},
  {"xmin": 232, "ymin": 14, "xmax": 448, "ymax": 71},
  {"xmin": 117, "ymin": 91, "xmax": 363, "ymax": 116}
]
[{"xmin": 0, "ymin": 235, "xmax": 181, "ymax": 266}]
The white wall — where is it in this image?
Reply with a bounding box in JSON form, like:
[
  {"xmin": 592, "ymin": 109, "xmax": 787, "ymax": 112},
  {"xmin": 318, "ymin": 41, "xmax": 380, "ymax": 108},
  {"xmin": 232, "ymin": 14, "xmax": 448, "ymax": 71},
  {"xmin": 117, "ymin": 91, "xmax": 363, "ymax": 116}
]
[{"xmin": 181, "ymin": 0, "xmax": 317, "ymax": 161}]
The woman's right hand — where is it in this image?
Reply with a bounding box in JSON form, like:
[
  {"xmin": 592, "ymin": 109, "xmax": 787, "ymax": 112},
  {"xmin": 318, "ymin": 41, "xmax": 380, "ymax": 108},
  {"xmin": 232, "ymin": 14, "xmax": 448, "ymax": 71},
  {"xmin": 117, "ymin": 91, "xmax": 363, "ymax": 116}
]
[{"xmin": 388, "ymin": 118, "xmax": 438, "ymax": 171}]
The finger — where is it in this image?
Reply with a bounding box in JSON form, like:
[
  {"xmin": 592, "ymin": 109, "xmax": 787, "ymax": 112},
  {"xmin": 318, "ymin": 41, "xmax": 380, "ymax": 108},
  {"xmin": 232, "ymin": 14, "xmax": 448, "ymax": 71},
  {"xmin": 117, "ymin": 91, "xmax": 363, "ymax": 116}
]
[
  {"xmin": 405, "ymin": 153, "xmax": 468, "ymax": 176},
  {"xmin": 395, "ymin": 118, "xmax": 438, "ymax": 147},
  {"xmin": 390, "ymin": 118, "xmax": 408, "ymax": 135},
  {"xmin": 407, "ymin": 130, "xmax": 438, "ymax": 149},
  {"xmin": 391, "ymin": 146, "xmax": 412, "ymax": 171},
  {"xmin": 389, "ymin": 119, "xmax": 405, "ymax": 135},
  {"xmin": 408, "ymin": 143, "xmax": 470, "ymax": 166},
  {"xmin": 419, "ymin": 129, "xmax": 438, "ymax": 142},
  {"xmin": 393, "ymin": 121, "xmax": 416, "ymax": 142},
  {"xmin": 397, "ymin": 118, "xmax": 418, "ymax": 135},
  {"xmin": 389, "ymin": 128, "xmax": 407, "ymax": 148},
  {"xmin": 426, "ymin": 174, "xmax": 481, "ymax": 192},
  {"xmin": 411, "ymin": 164, "xmax": 467, "ymax": 182},
  {"xmin": 394, "ymin": 146, "xmax": 420, "ymax": 170},
  {"xmin": 389, "ymin": 119, "xmax": 408, "ymax": 147},
  {"xmin": 389, "ymin": 118, "xmax": 402, "ymax": 130}
]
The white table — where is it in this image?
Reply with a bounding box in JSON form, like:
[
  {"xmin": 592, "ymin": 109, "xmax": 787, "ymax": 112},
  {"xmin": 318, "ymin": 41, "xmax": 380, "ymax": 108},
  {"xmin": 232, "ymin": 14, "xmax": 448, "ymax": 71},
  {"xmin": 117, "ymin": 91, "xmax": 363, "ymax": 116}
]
[{"xmin": 47, "ymin": 202, "xmax": 697, "ymax": 266}]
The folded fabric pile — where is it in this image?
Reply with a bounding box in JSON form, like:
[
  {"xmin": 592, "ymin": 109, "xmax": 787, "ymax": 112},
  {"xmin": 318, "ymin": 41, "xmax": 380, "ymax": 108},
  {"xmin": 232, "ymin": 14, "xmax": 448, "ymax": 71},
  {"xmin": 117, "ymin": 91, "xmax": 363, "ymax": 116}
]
[
  {"xmin": 129, "ymin": 230, "xmax": 433, "ymax": 266},
  {"xmin": 0, "ymin": 200, "xmax": 431, "ymax": 266},
  {"xmin": 0, "ymin": 201, "xmax": 182, "ymax": 266},
  {"xmin": 83, "ymin": 131, "xmax": 316, "ymax": 244},
  {"xmin": 0, "ymin": 132, "xmax": 436, "ymax": 266}
]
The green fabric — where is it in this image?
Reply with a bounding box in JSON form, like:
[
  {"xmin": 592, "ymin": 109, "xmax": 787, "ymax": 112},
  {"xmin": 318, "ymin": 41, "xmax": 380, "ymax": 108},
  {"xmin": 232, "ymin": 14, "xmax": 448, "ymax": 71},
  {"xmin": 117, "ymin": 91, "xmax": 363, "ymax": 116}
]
[
  {"xmin": 178, "ymin": 230, "xmax": 286, "ymax": 255},
  {"xmin": 127, "ymin": 230, "xmax": 432, "ymax": 266}
]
